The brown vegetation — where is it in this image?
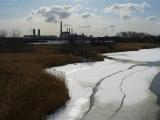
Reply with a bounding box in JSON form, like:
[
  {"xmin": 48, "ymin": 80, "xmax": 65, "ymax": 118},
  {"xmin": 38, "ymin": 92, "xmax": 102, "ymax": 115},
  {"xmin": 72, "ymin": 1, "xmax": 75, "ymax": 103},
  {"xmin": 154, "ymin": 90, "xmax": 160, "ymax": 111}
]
[
  {"xmin": 112, "ymin": 43, "xmax": 157, "ymax": 52},
  {"xmin": 0, "ymin": 61, "xmax": 69, "ymax": 120},
  {"xmin": 90, "ymin": 43, "xmax": 159, "ymax": 53},
  {"xmin": 0, "ymin": 45, "xmax": 81, "ymax": 120}
]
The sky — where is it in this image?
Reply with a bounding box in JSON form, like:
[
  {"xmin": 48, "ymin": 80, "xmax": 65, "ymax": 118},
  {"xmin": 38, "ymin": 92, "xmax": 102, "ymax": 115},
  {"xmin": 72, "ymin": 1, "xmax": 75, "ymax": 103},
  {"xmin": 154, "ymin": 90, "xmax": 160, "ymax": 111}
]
[{"xmin": 0, "ymin": 0, "xmax": 160, "ymax": 36}]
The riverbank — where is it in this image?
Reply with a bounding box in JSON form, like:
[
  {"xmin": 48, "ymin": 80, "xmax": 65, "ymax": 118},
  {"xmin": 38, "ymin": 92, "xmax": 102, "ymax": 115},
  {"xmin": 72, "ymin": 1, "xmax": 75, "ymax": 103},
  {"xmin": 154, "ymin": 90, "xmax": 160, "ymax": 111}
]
[{"xmin": 46, "ymin": 48, "xmax": 160, "ymax": 120}]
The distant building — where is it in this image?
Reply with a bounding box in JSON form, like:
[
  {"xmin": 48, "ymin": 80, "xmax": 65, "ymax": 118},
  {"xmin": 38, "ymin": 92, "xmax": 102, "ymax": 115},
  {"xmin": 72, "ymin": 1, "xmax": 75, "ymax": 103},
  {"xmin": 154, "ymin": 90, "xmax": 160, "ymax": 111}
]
[
  {"xmin": 59, "ymin": 21, "xmax": 90, "ymax": 43},
  {"xmin": 23, "ymin": 21, "xmax": 115, "ymax": 44},
  {"xmin": 24, "ymin": 29, "xmax": 58, "ymax": 41},
  {"xmin": 60, "ymin": 21, "xmax": 72, "ymax": 40}
]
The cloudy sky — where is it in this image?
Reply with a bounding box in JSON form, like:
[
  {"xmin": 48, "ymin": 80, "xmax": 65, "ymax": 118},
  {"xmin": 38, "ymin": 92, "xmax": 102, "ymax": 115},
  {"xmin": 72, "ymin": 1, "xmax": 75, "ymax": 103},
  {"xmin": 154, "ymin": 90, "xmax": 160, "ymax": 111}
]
[{"xmin": 0, "ymin": 0, "xmax": 160, "ymax": 36}]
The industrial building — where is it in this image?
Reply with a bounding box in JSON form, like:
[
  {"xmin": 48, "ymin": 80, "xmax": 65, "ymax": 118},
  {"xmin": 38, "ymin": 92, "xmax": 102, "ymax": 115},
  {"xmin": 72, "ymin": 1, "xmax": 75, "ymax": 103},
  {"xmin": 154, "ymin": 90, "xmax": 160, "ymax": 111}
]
[
  {"xmin": 60, "ymin": 21, "xmax": 73, "ymax": 40},
  {"xmin": 24, "ymin": 29, "xmax": 58, "ymax": 41},
  {"xmin": 23, "ymin": 21, "xmax": 114, "ymax": 44}
]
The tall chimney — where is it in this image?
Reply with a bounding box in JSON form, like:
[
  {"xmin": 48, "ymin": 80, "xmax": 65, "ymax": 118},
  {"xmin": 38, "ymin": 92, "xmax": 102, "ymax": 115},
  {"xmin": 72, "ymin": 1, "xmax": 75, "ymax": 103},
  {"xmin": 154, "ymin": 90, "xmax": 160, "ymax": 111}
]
[
  {"xmin": 69, "ymin": 28, "xmax": 71, "ymax": 34},
  {"xmin": 60, "ymin": 21, "xmax": 62, "ymax": 34},
  {"xmin": 38, "ymin": 29, "xmax": 40, "ymax": 36},
  {"xmin": 33, "ymin": 28, "xmax": 36, "ymax": 36}
]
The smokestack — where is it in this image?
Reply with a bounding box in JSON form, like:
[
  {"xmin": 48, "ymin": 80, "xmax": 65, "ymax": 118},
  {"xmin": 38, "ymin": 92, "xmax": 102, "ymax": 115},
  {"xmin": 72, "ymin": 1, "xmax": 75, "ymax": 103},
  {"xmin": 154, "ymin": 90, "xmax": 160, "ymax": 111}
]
[
  {"xmin": 67, "ymin": 28, "xmax": 69, "ymax": 32},
  {"xmin": 69, "ymin": 28, "xmax": 71, "ymax": 34},
  {"xmin": 38, "ymin": 29, "xmax": 40, "ymax": 36},
  {"xmin": 33, "ymin": 28, "xmax": 36, "ymax": 36},
  {"xmin": 60, "ymin": 21, "xmax": 62, "ymax": 34}
]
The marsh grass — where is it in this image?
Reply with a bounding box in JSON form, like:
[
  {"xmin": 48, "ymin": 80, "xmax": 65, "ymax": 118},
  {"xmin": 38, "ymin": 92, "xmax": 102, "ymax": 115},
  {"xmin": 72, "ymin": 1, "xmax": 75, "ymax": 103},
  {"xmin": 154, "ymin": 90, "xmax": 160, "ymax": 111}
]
[{"xmin": 0, "ymin": 52, "xmax": 81, "ymax": 120}]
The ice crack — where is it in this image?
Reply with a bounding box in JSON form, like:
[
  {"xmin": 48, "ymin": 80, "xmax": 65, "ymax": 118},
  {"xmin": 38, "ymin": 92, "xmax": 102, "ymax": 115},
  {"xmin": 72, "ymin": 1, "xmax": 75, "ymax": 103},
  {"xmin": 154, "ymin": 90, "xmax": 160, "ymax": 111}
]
[
  {"xmin": 107, "ymin": 68, "xmax": 148, "ymax": 120},
  {"xmin": 80, "ymin": 66, "xmax": 134, "ymax": 120}
]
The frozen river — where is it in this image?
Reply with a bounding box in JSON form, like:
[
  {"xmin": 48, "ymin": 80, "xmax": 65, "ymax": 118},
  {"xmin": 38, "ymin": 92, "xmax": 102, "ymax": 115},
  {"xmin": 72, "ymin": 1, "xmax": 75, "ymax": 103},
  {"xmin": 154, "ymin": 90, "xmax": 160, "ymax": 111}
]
[{"xmin": 46, "ymin": 48, "xmax": 160, "ymax": 120}]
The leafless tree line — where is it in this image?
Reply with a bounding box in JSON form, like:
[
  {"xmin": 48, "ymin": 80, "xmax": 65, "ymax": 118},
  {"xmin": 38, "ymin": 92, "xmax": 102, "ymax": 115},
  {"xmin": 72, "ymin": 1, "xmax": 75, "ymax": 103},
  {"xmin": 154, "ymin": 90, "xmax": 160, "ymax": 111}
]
[
  {"xmin": 116, "ymin": 31, "xmax": 160, "ymax": 43},
  {"xmin": 0, "ymin": 28, "xmax": 21, "ymax": 38}
]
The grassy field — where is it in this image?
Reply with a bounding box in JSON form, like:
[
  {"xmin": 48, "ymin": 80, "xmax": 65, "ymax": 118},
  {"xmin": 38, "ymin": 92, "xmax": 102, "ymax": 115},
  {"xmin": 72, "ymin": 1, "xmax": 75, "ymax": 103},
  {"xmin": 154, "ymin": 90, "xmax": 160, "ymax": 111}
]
[{"xmin": 0, "ymin": 42, "xmax": 159, "ymax": 120}]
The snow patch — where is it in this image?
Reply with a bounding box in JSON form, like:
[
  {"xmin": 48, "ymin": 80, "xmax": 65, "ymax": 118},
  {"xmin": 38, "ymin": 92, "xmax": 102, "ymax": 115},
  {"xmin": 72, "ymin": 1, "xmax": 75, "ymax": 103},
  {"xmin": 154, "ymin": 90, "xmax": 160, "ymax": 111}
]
[
  {"xmin": 46, "ymin": 48, "xmax": 160, "ymax": 120},
  {"xmin": 105, "ymin": 48, "xmax": 160, "ymax": 62},
  {"xmin": 69, "ymin": 98, "xmax": 89, "ymax": 119}
]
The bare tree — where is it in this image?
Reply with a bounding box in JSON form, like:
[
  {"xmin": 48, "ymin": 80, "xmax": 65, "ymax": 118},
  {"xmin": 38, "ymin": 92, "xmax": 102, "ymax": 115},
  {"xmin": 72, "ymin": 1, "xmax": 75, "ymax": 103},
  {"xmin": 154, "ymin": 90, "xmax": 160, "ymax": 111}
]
[
  {"xmin": 0, "ymin": 29, "xmax": 8, "ymax": 38},
  {"xmin": 10, "ymin": 28, "xmax": 22, "ymax": 37}
]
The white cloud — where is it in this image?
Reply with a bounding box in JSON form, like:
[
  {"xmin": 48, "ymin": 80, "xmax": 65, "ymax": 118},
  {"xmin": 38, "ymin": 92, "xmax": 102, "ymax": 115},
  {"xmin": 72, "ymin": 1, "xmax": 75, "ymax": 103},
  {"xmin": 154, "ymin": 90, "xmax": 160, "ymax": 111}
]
[
  {"xmin": 27, "ymin": 5, "xmax": 73, "ymax": 23},
  {"xmin": 81, "ymin": 13, "xmax": 90, "ymax": 19},
  {"xmin": 122, "ymin": 15, "xmax": 131, "ymax": 20},
  {"xmin": 146, "ymin": 16, "xmax": 156, "ymax": 21},
  {"xmin": 105, "ymin": 2, "xmax": 150, "ymax": 19},
  {"xmin": 80, "ymin": 25, "xmax": 91, "ymax": 28},
  {"xmin": 27, "ymin": 4, "xmax": 90, "ymax": 23}
]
